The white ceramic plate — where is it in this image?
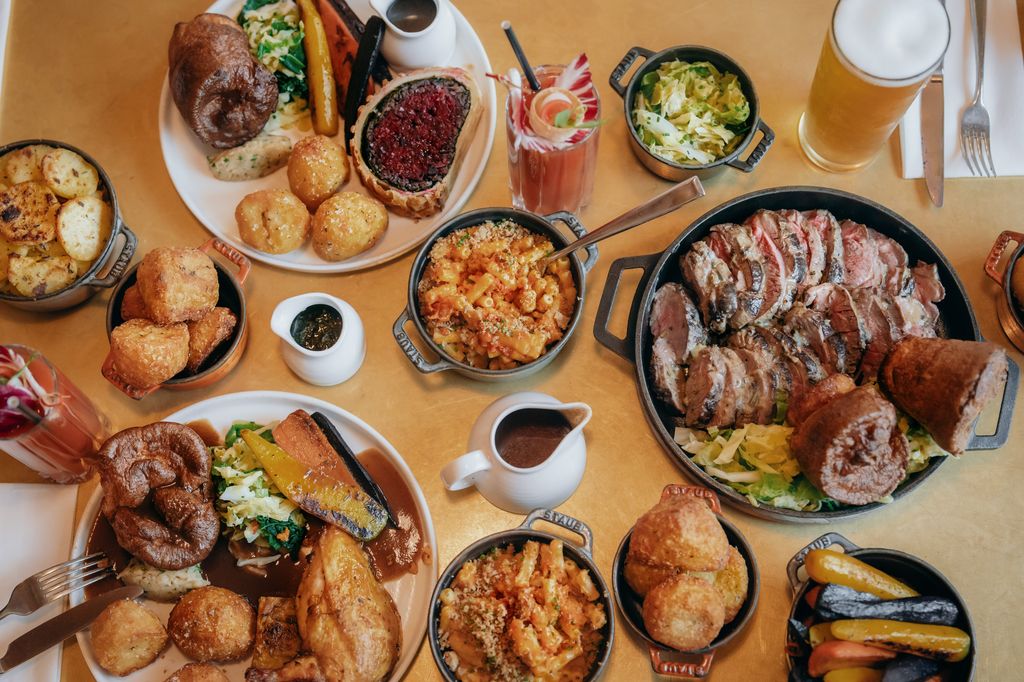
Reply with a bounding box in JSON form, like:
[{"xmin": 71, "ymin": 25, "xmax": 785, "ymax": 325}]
[
  {"xmin": 158, "ymin": 0, "xmax": 497, "ymax": 273},
  {"xmin": 71, "ymin": 390, "xmax": 438, "ymax": 681}
]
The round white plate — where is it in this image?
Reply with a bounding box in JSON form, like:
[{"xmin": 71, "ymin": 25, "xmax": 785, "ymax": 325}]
[
  {"xmin": 71, "ymin": 390, "xmax": 438, "ymax": 681},
  {"xmin": 159, "ymin": 0, "xmax": 498, "ymax": 273}
]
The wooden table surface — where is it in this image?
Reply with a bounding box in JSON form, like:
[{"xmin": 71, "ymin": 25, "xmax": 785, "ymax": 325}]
[{"xmin": 2, "ymin": 0, "xmax": 1022, "ymax": 680}]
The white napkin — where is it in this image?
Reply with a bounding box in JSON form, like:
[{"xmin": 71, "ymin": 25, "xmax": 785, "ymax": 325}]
[
  {"xmin": 0, "ymin": 484, "xmax": 79, "ymax": 682},
  {"xmin": 900, "ymin": 0, "xmax": 1024, "ymax": 177},
  {"xmin": 0, "ymin": 0, "xmax": 10, "ymax": 94}
]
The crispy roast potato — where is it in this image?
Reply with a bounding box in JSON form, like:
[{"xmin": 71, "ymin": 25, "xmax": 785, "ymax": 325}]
[
  {"xmin": 165, "ymin": 662, "xmax": 230, "ymax": 682},
  {"xmin": 643, "ymin": 574, "xmax": 725, "ymax": 651},
  {"xmin": 627, "ymin": 495, "xmax": 729, "ymax": 573},
  {"xmin": 108, "ymin": 319, "xmax": 189, "ymax": 389},
  {"xmin": 120, "ymin": 283, "xmax": 149, "ymax": 320},
  {"xmin": 57, "ymin": 195, "xmax": 112, "ymax": 260},
  {"xmin": 311, "ymin": 191, "xmax": 387, "ymax": 262},
  {"xmin": 41, "ymin": 148, "xmax": 99, "ymax": 198},
  {"xmin": 711, "ymin": 546, "xmax": 748, "ymax": 624},
  {"xmin": 208, "ymin": 132, "xmax": 292, "ymax": 181},
  {"xmin": 185, "ymin": 306, "xmax": 237, "ymax": 373},
  {"xmin": 252, "ymin": 596, "xmax": 302, "ymax": 670},
  {"xmin": 624, "ymin": 556, "xmax": 679, "ymax": 598},
  {"xmin": 0, "ymin": 144, "xmax": 54, "ymax": 185},
  {"xmin": 235, "ymin": 189, "xmax": 310, "ymax": 254},
  {"xmin": 0, "ymin": 181, "xmax": 60, "ymax": 245},
  {"xmin": 168, "ymin": 586, "xmax": 255, "ymax": 662},
  {"xmin": 137, "ymin": 247, "xmax": 218, "ymax": 324},
  {"xmin": 287, "ymin": 134, "xmax": 348, "ymax": 210},
  {"xmin": 90, "ymin": 598, "xmax": 168, "ymax": 676},
  {"xmin": 7, "ymin": 254, "xmax": 76, "ymax": 297}
]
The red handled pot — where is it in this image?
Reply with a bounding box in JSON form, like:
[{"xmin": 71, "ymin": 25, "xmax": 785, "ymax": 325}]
[{"xmin": 985, "ymin": 230, "xmax": 1024, "ymax": 353}]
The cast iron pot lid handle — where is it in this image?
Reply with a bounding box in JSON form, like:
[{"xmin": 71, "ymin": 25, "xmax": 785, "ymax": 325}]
[{"xmin": 518, "ymin": 508, "xmax": 594, "ymax": 558}]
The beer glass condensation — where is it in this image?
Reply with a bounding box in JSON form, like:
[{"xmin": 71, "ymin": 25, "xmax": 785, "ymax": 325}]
[{"xmin": 798, "ymin": 0, "xmax": 950, "ymax": 172}]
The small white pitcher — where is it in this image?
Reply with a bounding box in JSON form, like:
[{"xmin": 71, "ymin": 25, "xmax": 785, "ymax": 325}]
[
  {"xmin": 368, "ymin": 0, "xmax": 457, "ymax": 69},
  {"xmin": 270, "ymin": 293, "xmax": 365, "ymax": 386},
  {"xmin": 441, "ymin": 392, "xmax": 592, "ymax": 513}
]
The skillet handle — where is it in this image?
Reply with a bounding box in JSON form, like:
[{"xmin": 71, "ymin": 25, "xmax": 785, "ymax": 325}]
[
  {"xmin": 649, "ymin": 648, "xmax": 715, "ymax": 678},
  {"xmin": 725, "ymin": 119, "xmax": 775, "ymax": 173},
  {"xmin": 786, "ymin": 533, "xmax": 860, "ymax": 594},
  {"xmin": 984, "ymin": 230, "xmax": 1024, "ymax": 286},
  {"xmin": 660, "ymin": 484, "xmax": 721, "ymax": 514},
  {"xmin": 519, "ymin": 509, "xmax": 594, "ymax": 558},
  {"xmin": 544, "ymin": 211, "xmax": 598, "ymax": 273},
  {"xmin": 593, "ymin": 253, "xmax": 660, "ymax": 361},
  {"xmin": 609, "ymin": 46, "xmax": 654, "ymax": 98},
  {"xmin": 392, "ymin": 309, "xmax": 453, "ymax": 374},
  {"xmin": 967, "ymin": 355, "xmax": 1019, "ymax": 450},
  {"xmin": 90, "ymin": 224, "xmax": 137, "ymax": 288}
]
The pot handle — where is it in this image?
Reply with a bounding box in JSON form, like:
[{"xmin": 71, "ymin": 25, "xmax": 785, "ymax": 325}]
[
  {"xmin": 984, "ymin": 230, "xmax": 1024, "ymax": 286},
  {"xmin": 967, "ymin": 355, "xmax": 1019, "ymax": 450},
  {"xmin": 100, "ymin": 351, "xmax": 160, "ymax": 401},
  {"xmin": 200, "ymin": 237, "xmax": 251, "ymax": 285},
  {"xmin": 593, "ymin": 252, "xmax": 660, "ymax": 361},
  {"xmin": 724, "ymin": 119, "xmax": 775, "ymax": 173},
  {"xmin": 544, "ymin": 210, "xmax": 598, "ymax": 273},
  {"xmin": 392, "ymin": 308, "xmax": 454, "ymax": 374},
  {"xmin": 786, "ymin": 532, "xmax": 860, "ymax": 594},
  {"xmin": 519, "ymin": 508, "xmax": 594, "ymax": 558},
  {"xmin": 649, "ymin": 647, "xmax": 715, "ymax": 679},
  {"xmin": 91, "ymin": 224, "xmax": 138, "ymax": 288},
  {"xmin": 660, "ymin": 484, "xmax": 721, "ymax": 514},
  {"xmin": 609, "ymin": 46, "xmax": 655, "ymax": 98}
]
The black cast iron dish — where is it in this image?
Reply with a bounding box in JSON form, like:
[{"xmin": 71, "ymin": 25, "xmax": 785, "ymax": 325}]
[
  {"xmin": 984, "ymin": 230, "xmax": 1024, "ymax": 353},
  {"xmin": 593, "ymin": 186, "xmax": 1019, "ymax": 522},
  {"xmin": 610, "ymin": 45, "xmax": 775, "ymax": 181},
  {"xmin": 103, "ymin": 237, "xmax": 250, "ymax": 399},
  {"xmin": 393, "ymin": 207, "xmax": 598, "ymax": 381},
  {"xmin": 786, "ymin": 532, "xmax": 975, "ymax": 681},
  {"xmin": 612, "ymin": 485, "xmax": 759, "ymax": 679},
  {"xmin": 0, "ymin": 139, "xmax": 137, "ymax": 312},
  {"xmin": 428, "ymin": 508, "xmax": 614, "ymax": 680}
]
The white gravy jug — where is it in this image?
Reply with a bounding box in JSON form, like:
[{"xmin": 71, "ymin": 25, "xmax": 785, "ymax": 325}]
[
  {"xmin": 368, "ymin": 0, "xmax": 457, "ymax": 69},
  {"xmin": 270, "ymin": 292, "xmax": 365, "ymax": 386},
  {"xmin": 441, "ymin": 392, "xmax": 592, "ymax": 513}
]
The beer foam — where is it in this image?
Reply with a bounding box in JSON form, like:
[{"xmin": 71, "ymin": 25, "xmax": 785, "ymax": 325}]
[{"xmin": 834, "ymin": 0, "xmax": 949, "ymax": 83}]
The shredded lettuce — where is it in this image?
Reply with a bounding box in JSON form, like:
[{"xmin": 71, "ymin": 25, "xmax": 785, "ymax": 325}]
[
  {"xmin": 632, "ymin": 60, "xmax": 750, "ymax": 165},
  {"xmin": 675, "ymin": 417, "xmax": 950, "ymax": 512},
  {"xmin": 238, "ymin": 0, "xmax": 309, "ymax": 126}
]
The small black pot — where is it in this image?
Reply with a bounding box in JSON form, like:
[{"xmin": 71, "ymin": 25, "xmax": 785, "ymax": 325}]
[
  {"xmin": 610, "ymin": 45, "xmax": 774, "ymax": 181},
  {"xmin": 428, "ymin": 509, "xmax": 614, "ymax": 680},
  {"xmin": 786, "ymin": 533, "xmax": 975, "ymax": 681},
  {"xmin": 393, "ymin": 207, "xmax": 598, "ymax": 381}
]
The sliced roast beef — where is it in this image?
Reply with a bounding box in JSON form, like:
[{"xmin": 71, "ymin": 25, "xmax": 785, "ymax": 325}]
[
  {"xmin": 803, "ymin": 210, "xmax": 845, "ymax": 284},
  {"xmin": 849, "ymin": 288, "xmax": 900, "ymax": 381},
  {"xmin": 714, "ymin": 347, "xmax": 749, "ymax": 427},
  {"xmin": 879, "ymin": 337, "xmax": 1008, "ymax": 454},
  {"xmin": 883, "ymin": 295, "xmax": 937, "ymax": 338},
  {"xmin": 783, "ymin": 303, "xmax": 847, "ymax": 374},
  {"xmin": 708, "ymin": 223, "xmax": 766, "ymax": 328},
  {"xmin": 839, "ymin": 220, "xmax": 879, "ymax": 288},
  {"xmin": 910, "ymin": 262, "xmax": 945, "ymax": 325},
  {"xmin": 681, "ymin": 242, "xmax": 738, "ymax": 334},
  {"xmin": 684, "ymin": 346, "xmax": 727, "ymax": 427},
  {"xmin": 882, "ymin": 266, "xmax": 915, "ymax": 297},
  {"xmin": 746, "ymin": 209, "xmax": 808, "ymax": 309},
  {"xmin": 804, "ymin": 283, "xmax": 866, "ymax": 375},
  {"xmin": 791, "ymin": 386, "xmax": 908, "ymax": 506},
  {"xmin": 650, "ymin": 283, "xmax": 707, "ymax": 363},
  {"xmin": 651, "ymin": 337, "xmax": 687, "ymax": 414},
  {"xmin": 781, "ymin": 208, "xmax": 825, "ymax": 289},
  {"xmin": 766, "ymin": 327, "xmax": 827, "ymax": 407},
  {"xmin": 729, "ymin": 326, "xmax": 793, "ymax": 402},
  {"xmin": 871, "ymin": 229, "xmax": 908, "ymax": 269},
  {"xmin": 745, "ymin": 217, "xmax": 789, "ymax": 322},
  {"xmin": 732, "ymin": 347, "xmax": 776, "ymax": 425}
]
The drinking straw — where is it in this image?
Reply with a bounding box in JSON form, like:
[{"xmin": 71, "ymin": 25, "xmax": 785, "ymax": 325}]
[
  {"xmin": 501, "ymin": 20, "xmax": 542, "ymax": 91},
  {"xmin": 7, "ymin": 396, "xmax": 42, "ymax": 425}
]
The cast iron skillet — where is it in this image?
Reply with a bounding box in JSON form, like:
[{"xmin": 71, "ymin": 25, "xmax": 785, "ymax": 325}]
[
  {"xmin": 393, "ymin": 207, "xmax": 597, "ymax": 381},
  {"xmin": 786, "ymin": 532, "xmax": 975, "ymax": 681},
  {"xmin": 612, "ymin": 485, "xmax": 759, "ymax": 679},
  {"xmin": 593, "ymin": 186, "xmax": 1019, "ymax": 523},
  {"xmin": 428, "ymin": 509, "xmax": 614, "ymax": 680}
]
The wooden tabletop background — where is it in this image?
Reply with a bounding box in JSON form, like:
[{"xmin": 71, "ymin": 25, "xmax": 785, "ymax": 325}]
[{"xmin": 2, "ymin": 0, "xmax": 1022, "ymax": 679}]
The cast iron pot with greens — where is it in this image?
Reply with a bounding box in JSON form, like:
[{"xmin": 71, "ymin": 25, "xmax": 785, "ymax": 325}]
[{"xmin": 610, "ymin": 45, "xmax": 774, "ymax": 181}]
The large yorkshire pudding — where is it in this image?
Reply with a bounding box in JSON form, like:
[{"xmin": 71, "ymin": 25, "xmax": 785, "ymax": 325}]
[{"xmin": 97, "ymin": 422, "xmax": 218, "ymax": 570}]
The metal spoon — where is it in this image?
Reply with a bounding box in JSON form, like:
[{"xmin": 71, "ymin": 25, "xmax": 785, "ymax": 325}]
[{"xmin": 539, "ymin": 176, "xmax": 706, "ymax": 270}]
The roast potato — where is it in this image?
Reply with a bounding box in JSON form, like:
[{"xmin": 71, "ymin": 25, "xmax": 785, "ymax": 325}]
[
  {"xmin": 624, "ymin": 556, "xmax": 679, "ymax": 598},
  {"xmin": 287, "ymin": 134, "xmax": 348, "ymax": 210},
  {"xmin": 57, "ymin": 195, "xmax": 112, "ymax": 260},
  {"xmin": 711, "ymin": 545, "xmax": 748, "ymax": 624},
  {"xmin": 41, "ymin": 148, "xmax": 99, "ymax": 198},
  {"xmin": 137, "ymin": 247, "xmax": 218, "ymax": 324},
  {"xmin": 120, "ymin": 284, "xmax": 149, "ymax": 320},
  {"xmin": 164, "ymin": 663, "xmax": 230, "ymax": 682},
  {"xmin": 108, "ymin": 318, "xmax": 189, "ymax": 389},
  {"xmin": 6, "ymin": 253, "xmax": 76, "ymax": 297},
  {"xmin": 311, "ymin": 191, "xmax": 387, "ymax": 261},
  {"xmin": 235, "ymin": 189, "xmax": 310, "ymax": 254},
  {"xmin": 0, "ymin": 181, "xmax": 60, "ymax": 245},
  {"xmin": 0, "ymin": 144, "xmax": 53, "ymax": 185},
  {"xmin": 627, "ymin": 494, "xmax": 729, "ymax": 573},
  {"xmin": 643, "ymin": 574, "xmax": 725, "ymax": 651},
  {"xmin": 185, "ymin": 306, "xmax": 237, "ymax": 373},
  {"xmin": 90, "ymin": 598, "xmax": 168, "ymax": 676},
  {"xmin": 168, "ymin": 586, "xmax": 255, "ymax": 662}
]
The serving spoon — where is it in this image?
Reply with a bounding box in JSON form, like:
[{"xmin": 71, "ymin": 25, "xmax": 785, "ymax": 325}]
[{"xmin": 539, "ymin": 176, "xmax": 706, "ymax": 270}]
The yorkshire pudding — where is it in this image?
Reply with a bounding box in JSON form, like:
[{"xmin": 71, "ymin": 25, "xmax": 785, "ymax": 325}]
[{"xmin": 96, "ymin": 422, "xmax": 218, "ymax": 570}]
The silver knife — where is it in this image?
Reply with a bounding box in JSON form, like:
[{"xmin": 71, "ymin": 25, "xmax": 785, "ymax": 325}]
[
  {"xmin": 1017, "ymin": 0, "xmax": 1024, "ymax": 69},
  {"xmin": 0, "ymin": 585, "xmax": 142, "ymax": 674},
  {"xmin": 921, "ymin": 0, "xmax": 946, "ymax": 207}
]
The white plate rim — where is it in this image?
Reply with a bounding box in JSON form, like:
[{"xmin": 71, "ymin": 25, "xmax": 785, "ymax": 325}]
[
  {"xmin": 71, "ymin": 390, "xmax": 438, "ymax": 682},
  {"xmin": 157, "ymin": 0, "xmax": 498, "ymax": 274}
]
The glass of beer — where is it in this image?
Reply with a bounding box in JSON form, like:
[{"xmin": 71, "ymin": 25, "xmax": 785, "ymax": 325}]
[{"xmin": 798, "ymin": 0, "xmax": 949, "ymax": 172}]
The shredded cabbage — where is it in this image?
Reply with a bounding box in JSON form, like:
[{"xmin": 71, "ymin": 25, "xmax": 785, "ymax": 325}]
[
  {"xmin": 238, "ymin": 0, "xmax": 309, "ymax": 127},
  {"xmin": 632, "ymin": 60, "xmax": 750, "ymax": 165},
  {"xmin": 675, "ymin": 417, "xmax": 949, "ymax": 512}
]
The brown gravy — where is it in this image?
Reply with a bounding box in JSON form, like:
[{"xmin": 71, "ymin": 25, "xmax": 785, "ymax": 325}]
[
  {"xmin": 495, "ymin": 409, "xmax": 571, "ymax": 469},
  {"xmin": 86, "ymin": 437, "xmax": 425, "ymax": 599}
]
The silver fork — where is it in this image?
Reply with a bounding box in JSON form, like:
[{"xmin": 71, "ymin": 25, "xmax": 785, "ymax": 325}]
[
  {"xmin": 960, "ymin": 0, "xmax": 996, "ymax": 176},
  {"xmin": 0, "ymin": 552, "xmax": 112, "ymax": 621}
]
